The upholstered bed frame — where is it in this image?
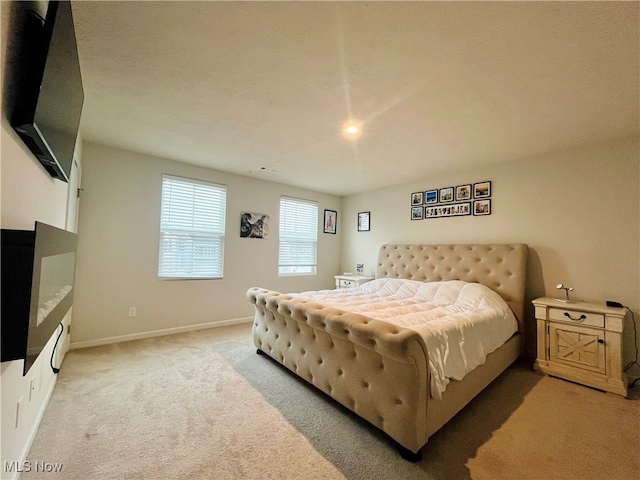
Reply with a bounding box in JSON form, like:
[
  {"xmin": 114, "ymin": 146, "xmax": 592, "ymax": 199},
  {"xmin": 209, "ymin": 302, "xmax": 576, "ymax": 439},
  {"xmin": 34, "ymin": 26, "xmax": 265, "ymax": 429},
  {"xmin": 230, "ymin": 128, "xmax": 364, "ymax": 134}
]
[{"xmin": 247, "ymin": 244, "xmax": 528, "ymax": 461}]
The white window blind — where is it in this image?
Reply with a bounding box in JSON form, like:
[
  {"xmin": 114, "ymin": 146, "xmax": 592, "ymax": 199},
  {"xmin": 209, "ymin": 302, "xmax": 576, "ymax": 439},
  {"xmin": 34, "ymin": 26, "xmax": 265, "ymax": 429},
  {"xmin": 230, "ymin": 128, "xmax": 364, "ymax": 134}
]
[
  {"xmin": 158, "ymin": 175, "xmax": 227, "ymax": 279},
  {"xmin": 279, "ymin": 196, "xmax": 318, "ymax": 275}
]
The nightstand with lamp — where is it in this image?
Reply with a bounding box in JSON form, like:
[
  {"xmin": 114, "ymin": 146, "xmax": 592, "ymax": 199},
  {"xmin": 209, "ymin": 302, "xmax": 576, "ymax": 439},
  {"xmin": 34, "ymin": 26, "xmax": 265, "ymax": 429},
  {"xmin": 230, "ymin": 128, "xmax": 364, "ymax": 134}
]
[{"xmin": 533, "ymin": 284, "xmax": 628, "ymax": 397}]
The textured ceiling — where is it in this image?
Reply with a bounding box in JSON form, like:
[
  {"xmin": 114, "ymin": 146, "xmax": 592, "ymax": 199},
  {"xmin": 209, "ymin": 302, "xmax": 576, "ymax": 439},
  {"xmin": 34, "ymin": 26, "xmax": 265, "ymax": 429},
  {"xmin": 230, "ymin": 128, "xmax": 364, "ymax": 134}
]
[{"xmin": 72, "ymin": 1, "xmax": 639, "ymax": 196}]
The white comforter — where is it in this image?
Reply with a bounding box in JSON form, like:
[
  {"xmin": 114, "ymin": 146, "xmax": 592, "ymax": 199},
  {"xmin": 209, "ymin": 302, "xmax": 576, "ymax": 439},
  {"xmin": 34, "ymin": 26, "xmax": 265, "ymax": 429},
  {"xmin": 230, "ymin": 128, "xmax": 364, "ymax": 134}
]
[{"xmin": 292, "ymin": 278, "xmax": 517, "ymax": 398}]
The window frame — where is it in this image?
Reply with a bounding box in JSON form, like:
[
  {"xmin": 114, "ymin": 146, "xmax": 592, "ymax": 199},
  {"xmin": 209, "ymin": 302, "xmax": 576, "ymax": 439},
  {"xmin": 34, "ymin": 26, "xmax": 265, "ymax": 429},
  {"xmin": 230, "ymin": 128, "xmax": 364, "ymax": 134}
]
[
  {"xmin": 158, "ymin": 174, "xmax": 227, "ymax": 280},
  {"xmin": 278, "ymin": 196, "xmax": 318, "ymax": 276}
]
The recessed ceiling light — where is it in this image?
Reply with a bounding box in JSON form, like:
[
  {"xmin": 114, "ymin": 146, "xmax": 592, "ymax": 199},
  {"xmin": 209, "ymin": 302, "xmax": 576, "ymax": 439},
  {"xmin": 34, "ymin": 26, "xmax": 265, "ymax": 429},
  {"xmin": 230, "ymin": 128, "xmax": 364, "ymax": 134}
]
[{"xmin": 343, "ymin": 120, "xmax": 362, "ymax": 138}]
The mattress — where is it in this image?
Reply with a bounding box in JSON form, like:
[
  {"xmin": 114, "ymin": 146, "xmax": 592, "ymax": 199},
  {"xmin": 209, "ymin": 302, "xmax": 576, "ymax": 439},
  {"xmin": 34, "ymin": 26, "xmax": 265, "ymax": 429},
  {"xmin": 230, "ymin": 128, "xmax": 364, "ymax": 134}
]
[{"xmin": 291, "ymin": 278, "xmax": 518, "ymax": 398}]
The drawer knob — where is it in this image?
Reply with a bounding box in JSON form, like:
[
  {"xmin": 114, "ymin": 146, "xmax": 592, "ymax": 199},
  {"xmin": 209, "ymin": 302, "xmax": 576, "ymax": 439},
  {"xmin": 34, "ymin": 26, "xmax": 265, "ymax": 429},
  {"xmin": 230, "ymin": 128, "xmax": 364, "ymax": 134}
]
[
  {"xmin": 598, "ymin": 339, "xmax": 605, "ymax": 344},
  {"xmin": 564, "ymin": 312, "xmax": 587, "ymax": 321}
]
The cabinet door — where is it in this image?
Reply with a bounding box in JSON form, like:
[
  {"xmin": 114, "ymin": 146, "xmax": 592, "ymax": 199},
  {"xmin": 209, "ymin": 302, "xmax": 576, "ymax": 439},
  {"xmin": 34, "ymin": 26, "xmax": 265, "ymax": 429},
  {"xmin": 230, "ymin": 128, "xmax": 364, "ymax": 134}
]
[{"xmin": 549, "ymin": 323, "xmax": 605, "ymax": 374}]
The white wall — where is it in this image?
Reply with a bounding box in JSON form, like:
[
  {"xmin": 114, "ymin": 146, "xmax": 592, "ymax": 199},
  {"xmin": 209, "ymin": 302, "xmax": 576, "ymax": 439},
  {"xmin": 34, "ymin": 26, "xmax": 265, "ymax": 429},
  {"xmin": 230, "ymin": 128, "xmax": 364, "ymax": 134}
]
[
  {"xmin": 1, "ymin": 1, "xmax": 80, "ymax": 476},
  {"xmin": 341, "ymin": 136, "xmax": 640, "ymax": 361},
  {"xmin": 71, "ymin": 142, "xmax": 342, "ymax": 346},
  {"xmin": 74, "ymin": 137, "xmax": 639, "ymax": 366}
]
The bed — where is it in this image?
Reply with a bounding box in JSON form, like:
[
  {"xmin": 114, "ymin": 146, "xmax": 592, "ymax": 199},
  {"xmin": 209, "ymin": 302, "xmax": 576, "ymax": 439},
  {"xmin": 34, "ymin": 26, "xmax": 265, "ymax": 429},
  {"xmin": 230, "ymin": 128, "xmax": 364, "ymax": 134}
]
[{"xmin": 246, "ymin": 243, "xmax": 528, "ymax": 461}]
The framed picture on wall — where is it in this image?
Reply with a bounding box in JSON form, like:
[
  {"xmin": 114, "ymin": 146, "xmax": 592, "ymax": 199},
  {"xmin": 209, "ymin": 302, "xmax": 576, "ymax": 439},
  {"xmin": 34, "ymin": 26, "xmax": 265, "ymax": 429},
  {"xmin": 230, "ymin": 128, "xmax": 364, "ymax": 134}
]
[
  {"xmin": 439, "ymin": 187, "xmax": 454, "ymax": 203},
  {"xmin": 240, "ymin": 212, "xmax": 270, "ymax": 238},
  {"xmin": 358, "ymin": 211, "xmax": 370, "ymax": 231},
  {"xmin": 425, "ymin": 189, "xmax": 438, "ymax": 204},
  {"xmin": 473, "ymin": 181, "xmax": 491, "ymax": 198},
  {"xmin": 411, "ymin": 206, "xmax": 424, "ymax": 220},
  {"xmin": 456, "ymin": 184, "xmax": 471, "ymax": 201},
  {"xmin": 323, "ymin": 209, "xmax": 337, "ymax": 234},
  {"xmin": 473, "ymin": 199, "xmax": 491, "ymax": 215},
  {"xmin": 411, "ymin": 191, "xmax": 424, "ymax": 206},
  {"xmin": 425, "ymin": 202, "xmax": 471, "ymax": 218}
]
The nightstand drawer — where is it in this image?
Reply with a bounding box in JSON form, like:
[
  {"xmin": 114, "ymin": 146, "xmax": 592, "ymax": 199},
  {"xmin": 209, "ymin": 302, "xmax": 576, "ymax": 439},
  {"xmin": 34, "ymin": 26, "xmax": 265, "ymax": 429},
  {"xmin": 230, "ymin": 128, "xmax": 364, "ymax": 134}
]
[
  {"xmin": 339, "ymin": 279, "xmax": 355, "ymax": 288},
  {"xmin": 549, "ymin": 307, "xmax": 604, "ymax": 328}
]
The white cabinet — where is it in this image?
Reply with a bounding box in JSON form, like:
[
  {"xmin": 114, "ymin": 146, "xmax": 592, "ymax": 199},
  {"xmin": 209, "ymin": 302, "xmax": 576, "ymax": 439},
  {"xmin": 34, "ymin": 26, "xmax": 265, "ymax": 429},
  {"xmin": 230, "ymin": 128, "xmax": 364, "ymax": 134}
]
[
  {"xmin": 533, "ymin": 297, "xmax": 628, "ymax": 397},
  {"xmin": 334, "ymin": 275, "xmax": 374, "ymax": 289}
]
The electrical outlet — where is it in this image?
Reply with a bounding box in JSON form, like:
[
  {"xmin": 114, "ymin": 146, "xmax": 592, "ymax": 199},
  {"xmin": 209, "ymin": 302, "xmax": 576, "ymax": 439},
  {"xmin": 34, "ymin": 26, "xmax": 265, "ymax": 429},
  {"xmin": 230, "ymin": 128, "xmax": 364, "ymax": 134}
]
[
  {"xmin": 128, "ymin": 306, "xmax": 137, "ymax": 317},
  {"xmin": 29, "ymin": 376, "xmax": 36, "ymax": 402}
]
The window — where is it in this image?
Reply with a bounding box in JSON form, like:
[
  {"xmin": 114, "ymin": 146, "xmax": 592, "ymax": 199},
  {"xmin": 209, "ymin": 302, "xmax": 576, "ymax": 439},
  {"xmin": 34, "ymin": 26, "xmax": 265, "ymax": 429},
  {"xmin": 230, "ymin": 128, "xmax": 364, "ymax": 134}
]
[
  {"xmin": 158, "ymin": 175, "xmax": 227, "ymax": 279},
  {"xmin": 279, "ymin": 196, "xmax": 318, "ymax": 275}
]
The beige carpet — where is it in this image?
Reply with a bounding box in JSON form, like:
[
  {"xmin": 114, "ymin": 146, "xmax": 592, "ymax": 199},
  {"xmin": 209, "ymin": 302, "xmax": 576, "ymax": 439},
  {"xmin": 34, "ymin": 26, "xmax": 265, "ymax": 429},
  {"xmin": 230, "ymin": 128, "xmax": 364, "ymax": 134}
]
[{"xmin": 22, "ymin": 323, "xmax": 640, "ymax": 480}]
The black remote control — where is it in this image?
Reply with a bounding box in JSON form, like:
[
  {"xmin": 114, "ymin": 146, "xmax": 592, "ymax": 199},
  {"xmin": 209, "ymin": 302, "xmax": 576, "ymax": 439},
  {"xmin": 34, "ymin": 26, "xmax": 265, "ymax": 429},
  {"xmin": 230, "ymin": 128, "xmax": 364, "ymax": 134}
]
[{"xmin": 606, "ymin": 300, "xmax": 623, "ymax": 308}]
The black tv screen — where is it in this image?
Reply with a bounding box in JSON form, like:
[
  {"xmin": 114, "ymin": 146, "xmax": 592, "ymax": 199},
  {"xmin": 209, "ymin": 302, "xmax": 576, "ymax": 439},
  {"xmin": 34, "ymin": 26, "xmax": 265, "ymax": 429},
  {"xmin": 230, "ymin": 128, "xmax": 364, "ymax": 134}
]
[{"xmin": 11, "ymin": 1, "xmax": 84, "ymax": 183}]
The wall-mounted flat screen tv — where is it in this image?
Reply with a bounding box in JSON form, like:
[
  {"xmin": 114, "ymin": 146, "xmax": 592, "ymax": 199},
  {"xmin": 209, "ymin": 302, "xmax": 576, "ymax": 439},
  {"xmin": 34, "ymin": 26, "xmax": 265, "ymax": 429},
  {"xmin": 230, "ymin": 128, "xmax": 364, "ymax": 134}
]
[{"xmin": 11, "ymin": 1, "xmax": 84, "ymax": 183}]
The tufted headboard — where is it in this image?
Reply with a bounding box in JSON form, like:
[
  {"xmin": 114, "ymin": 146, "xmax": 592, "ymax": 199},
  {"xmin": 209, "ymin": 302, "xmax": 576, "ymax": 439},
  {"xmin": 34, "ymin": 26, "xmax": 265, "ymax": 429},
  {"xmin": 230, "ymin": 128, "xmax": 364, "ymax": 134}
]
[{"xmin": 376, "ymin": 244, "xmax": 528, "ymax": 330}]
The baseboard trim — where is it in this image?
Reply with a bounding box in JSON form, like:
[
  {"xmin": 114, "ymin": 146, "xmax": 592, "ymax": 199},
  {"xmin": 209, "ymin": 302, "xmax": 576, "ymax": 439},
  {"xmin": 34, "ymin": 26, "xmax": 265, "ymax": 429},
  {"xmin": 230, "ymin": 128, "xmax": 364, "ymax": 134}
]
[{"xmin": 69, "ymin": 317, "xmax": 253, "ymax": 350}]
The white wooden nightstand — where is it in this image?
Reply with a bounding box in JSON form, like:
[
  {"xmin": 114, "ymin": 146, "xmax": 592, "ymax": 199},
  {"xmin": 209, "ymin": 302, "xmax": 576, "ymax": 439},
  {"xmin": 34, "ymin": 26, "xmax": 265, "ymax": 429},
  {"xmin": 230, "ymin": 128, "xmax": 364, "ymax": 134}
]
[
  {"xmin": 532, "ymin": 297, "xmax": 628, "ymax": 397},
  {"xmin": 334, "ymin": 275, "xmax": 374, "ymax": 289}
]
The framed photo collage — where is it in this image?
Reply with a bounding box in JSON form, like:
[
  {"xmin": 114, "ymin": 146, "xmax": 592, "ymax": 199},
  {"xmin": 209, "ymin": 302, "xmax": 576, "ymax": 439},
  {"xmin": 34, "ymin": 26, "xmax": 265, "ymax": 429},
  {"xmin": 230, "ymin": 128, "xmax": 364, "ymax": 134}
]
[{"xmin": 411, "ymin": 181, "xmax": 491, "ymax": 220}]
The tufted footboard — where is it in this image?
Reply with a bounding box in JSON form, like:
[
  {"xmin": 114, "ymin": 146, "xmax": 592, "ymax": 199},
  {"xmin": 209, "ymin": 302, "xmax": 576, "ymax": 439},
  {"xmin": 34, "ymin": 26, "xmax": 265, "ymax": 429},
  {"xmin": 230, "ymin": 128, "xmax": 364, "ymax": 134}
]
[{"xmin": 247, "ymin": 287, "xmax": 431, "ymax": 455}]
